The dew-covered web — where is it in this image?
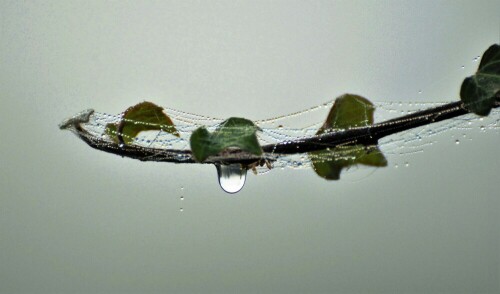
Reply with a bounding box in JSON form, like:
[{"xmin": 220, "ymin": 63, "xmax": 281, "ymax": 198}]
[{"xmin": 69, "ymin": 99, "xmax": 499, "ymax": 176}]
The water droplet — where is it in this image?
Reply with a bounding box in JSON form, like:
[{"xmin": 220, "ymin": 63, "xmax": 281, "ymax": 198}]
[
  {"xmin": 181, "ymin": 186, "xmax": 184, "ymax": 191},
  {"xmin": 394, "ymin": 164, "xmax": 399, "ymax": 168},
  {"xmin": 215, "ymin": 164, "xmax": 247, "ymax": 194},
  {"xmin": 455, "ymin": 139, "xmax": 460, "ymax": 145},
  {"xmin": 461, "ymin": 65, "xmax": 465, "ymax": 69},
  {"xmin": 179, "ymin": 208, "xmax": 183, "ymax": 212},
  {"xmin": 118, "ymin": 143, "xmax": 125, "ymax": 148},
  {"xmin": 180, "ymin": 196, "xmax": 184, "ymax": 200},
  {"xmin": 418, "ymin": 90, "xmax": 422, "ymax": 94},
  {"xmin": 480, "ymin": 125, "xmax": 485, "ymax": 131},
  {"xmin": 405, "ymin": 162, "xmax": 409, "ymax": 167}
]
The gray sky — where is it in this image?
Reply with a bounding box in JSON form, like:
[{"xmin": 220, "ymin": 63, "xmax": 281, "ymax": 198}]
[{"xmin": 1, "ymin": 1, "xmax": 499, "ymax": 293}]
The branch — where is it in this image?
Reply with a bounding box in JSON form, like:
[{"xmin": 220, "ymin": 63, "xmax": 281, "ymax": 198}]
[{"xmin": 70, "ymin": 96, "xmax": 499, "ymax": 165}]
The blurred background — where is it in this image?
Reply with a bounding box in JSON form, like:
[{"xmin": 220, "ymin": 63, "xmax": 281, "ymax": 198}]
[{"xmin": 1, "ymin": 1, "xmax": 499, "ymax": 293}]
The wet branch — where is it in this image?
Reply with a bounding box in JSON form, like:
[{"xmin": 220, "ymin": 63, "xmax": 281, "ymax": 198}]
[{"xmin": 73, "ymin": 97, "xmax": 499, "ymax": 165}]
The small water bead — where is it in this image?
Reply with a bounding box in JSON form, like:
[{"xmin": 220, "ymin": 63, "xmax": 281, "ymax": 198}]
[
  {"xmin": 394, "ymin": 164, "xmax": 399, "ymax": 168},
  {"xmin": 480, "ymin": 125, "xmax": 485, "ymax": 132},
  {"xmin": 455, "ymin": 139, "xmax": 460, "ymax": 145},
  {"xmin": 216, "ymin": 164, "xmax": 247, "ymax": 194},
  {"xmin": 180, "ymin": 196, "xmax": 184, "ymax": 201},
  {"xmin": 405, "ymin": 162, "xmax": 409, "ymax": 167},
  {"xmin": 179, "ymin": 208, "xmax": 183, "ymax": 212}
]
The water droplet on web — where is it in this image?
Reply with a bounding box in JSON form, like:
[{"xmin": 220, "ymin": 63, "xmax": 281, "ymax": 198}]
[
  {"xmin": 461, "ymin": 65, "xmax": 465, "ymax": 69},
  {"xmin": 180, "ymin": 196, "xmax": 184, "ymax": 201},
  {"xmin": 215, "ymin": 164, "xmax": 247, "ymax": 194},
  {"xmin": 394, "ymin": 164, "xmax": 399, "ymax": 168},
  {"xmin": 455, "ymin": 139, "xmax": 460, "ymax": 145},
  {"xmin": 480, "ymin": 125, "xmax": 485, "ymax": 132},
  {"xmin": 179, "ymin": 208, "xmax": 183, "ymax": 212},
  {"xmin": 418, "ymin": 90, "xmax": 422, "ymax": 94},
  {"xmin": 405, "ymin": 162, "xmax": 409, "ymax": 167}
]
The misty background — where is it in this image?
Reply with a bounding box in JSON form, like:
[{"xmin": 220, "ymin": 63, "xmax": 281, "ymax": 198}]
[{"xmin": 1, "ymin": 1, "xmax": 499, "ymax": 293}]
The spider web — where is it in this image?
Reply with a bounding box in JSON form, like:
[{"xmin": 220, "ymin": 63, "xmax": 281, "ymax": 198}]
[{"xmin": 63, "ymin": 99, "xmax": 500, "ymax": 175}]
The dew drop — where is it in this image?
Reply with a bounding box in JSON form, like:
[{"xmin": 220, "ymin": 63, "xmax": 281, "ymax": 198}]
[
  {"xmin": 215, "ymin": 164, "xmax": 247, "ymax": 194},
  {"xmin": 180, "ymin": 196, "xmax": 184, "ymax": 201},
  {"xmin": 480, "ymin": 125, "xmax": 485, "ymax": 131},
  {"xmin": 179, "ymin": 208, "xmax": 183, "ymax": 212},
  {"xmin": 405, "ymin": 162, "xmax": 409, "ymax": 167},
  {"xmin": 461, "ymin": 65, "xmax": 465, "ymax": 69},
  {"xmin": 455, "ymin": 139, "xmax": 460, "ymax": 145},
  {"xmin": 118, "ymin": 143, "xmax": 125, "ymax": 148},
  {"xmin": 394, "ymin": 164, "xmax": 399, "ymax": 168}
]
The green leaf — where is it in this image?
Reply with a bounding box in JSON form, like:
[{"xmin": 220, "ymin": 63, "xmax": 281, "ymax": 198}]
[
  {"xmin": 460, "ymin": 44, "xmax": 500, "ymax": 116},
  {"xmin": 105, "ymin": 101, "xmax": 179, "ymax": 145},
  {"xmin": 309, "ymin": 94, "xmax": 387, "ymax": 180},
  {"xmin": 190, "ymin": 117, "xmax": 263, "ymax": 162},
  {"xmin": 317, "ymin": 94, "xmax": 375, "ymax": 134},
  {"xmin": 310, "ymin": 145, "xmax": 387, "ymax": 180}
]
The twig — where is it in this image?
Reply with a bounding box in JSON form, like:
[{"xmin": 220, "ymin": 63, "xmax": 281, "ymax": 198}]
[{"xmin": 70, "ymin": 97, "xmax": 499, "ymax": 165}]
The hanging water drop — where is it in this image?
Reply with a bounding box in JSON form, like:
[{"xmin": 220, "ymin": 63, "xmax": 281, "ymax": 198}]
[
  {"xmin": 215, "ymin": 164, "xmax": 247, "ymax": 194},
  {"xmin": 455, "ymin": 139, "xmax": 460, "ymax": 145}
]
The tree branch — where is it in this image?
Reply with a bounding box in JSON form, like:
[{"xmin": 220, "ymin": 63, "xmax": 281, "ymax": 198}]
[{"xmin": 70, "ymin": 96, "xmax": 499, "ymax": 165}]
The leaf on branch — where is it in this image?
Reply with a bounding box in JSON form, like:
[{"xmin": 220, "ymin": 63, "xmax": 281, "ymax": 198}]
[
  {"xmin": 105, "ymin": 101, "xmax": 179, "ymax": 145},
  {"xmin": 310, "ymin": 145, "xmax": 387, "ymax": 180},
  {"xmin": 460, "ymin": 44, "xmax": 500, "ymax": 116},
  {"xmin": 309, "ymin": 94, "xmax": 387, "ymax": 180},
  {"xmin": 190, "ymin": 117, "xmax": 263, "ymax": 162}
]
